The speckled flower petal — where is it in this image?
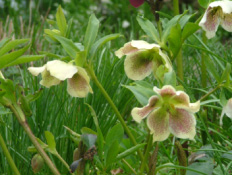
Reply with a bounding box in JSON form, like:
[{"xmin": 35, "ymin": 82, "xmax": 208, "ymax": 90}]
[
  {"xmin": 153, "ymin": 85, "xmax": 176, "ymax": 98},
  {"xmin": 171, "ymin": 91, "xmax": 190, "ymax": 107},
  {"xmin": 67, "ymin": 67, "xmax": 93, "ymax": 98},
  {"xmin": 158, "ymin": 49, "xmax": 173, "ymax": 72},
  {"xmin": 220, "ymin": 98, "xmax": 232, "ymax": 125},
  {"xmin": 147, "ymin": 108, "xmax": 170, "ymax": 142},
  {"xmin": 131, "ymin": 96, "xmax": 160, "ymax": 123},
  {"xmin": 221, "ymin": 13, "xmax": 232, "ymax": 32},
  {"xmin": 169, "ymin": 108, "xmax": 196, "ymax": 140},
  {"xmin": 115, "ymin": 42, "xmax": 139, "ymax": 58},
  {"xmin": 40, "ymin": 69, "xmax": 61, "ymax": 88},
  {"xmin": 124, "ymin": 50, "xmax": 153, "ymax": 80},
  {"xmin": 28, "ymin": 66, "xmax": 46, "ymax": 76},
  {"xmin": 46, "ymin": 60, "xmax": 78, "ymax": 81},
  {"xmin": 199, "ymin": 7, "xmax": 221, "ymax": 39}
]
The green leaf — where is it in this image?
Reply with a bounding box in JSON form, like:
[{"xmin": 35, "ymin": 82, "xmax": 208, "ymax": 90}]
[
  {"xmin": 182, "ymin": 22, "xmax": 200, "ymax": 42},
  {"xmin": 186, "ymin": 159, "xmax": 214, "ymax": 175},
  {"xmin": 0, "ymin": 39, "xmax": 29, "ymax": 57},
  {"xmin": 124, "ymin": 81, "xmax": 155, "ymax": 106},
  {"xmin": 105, "ymin": 140, "xmax": 119, "ymax": 168},
  {"xmin": 27, "ymin": 138, "xmax": 48, "ymax": 153},
  {"xmin": 81, "ymin": 127, "xmax": 97, "ymax": 135},
  {"xmin": 204, "ymin": 56, "xmax": 220, "ymax": 83},
  {"xmin": 56, "ymin": 5, "xmax": 67, "ymax": 36},
  {"xmin": 66, "ymin": 18, "xmax": 73, "ymax": 38},
  {"xmin": 163, "ymin": 71, "xmax": 176, "ymax": 87},
  {"xmin": 219, "ymin": 90, "xmax": 227, "ymax": 107},
  {"xmin": 168, "ymin": 23, "xmax": 182, "ymax": 58},
  {"xmin": 0, "ymin": 44, "xmax": 30, "ymax": 69},
  {"xmin": 0, "ymin": 37, "xmax": 11, "ymax": 48},
  {"xmin": 105, "ymin": 123, "xmax": 124, "ymax": 153},
  {"xmin": 0, "ymin": 78, "xmax": 16, "ymax": 103},
  {"xmin": 53, "ymin": 35, "xmax": 80, "ymax": 59},
  {"xmin": 89, "ymin": 33, "xmax": 122, "ymax": 60},
  {"xmin": 45, "ymin": 131, "xmax": 56, "ymax": 152},
  {"xmin": 84, "ymin": 14, "xmax": 100, "ymax": 54},
  {"xmin": 221, "ymin": 150, "xmax": 232, "ymax": 160},
  {"xmin": 198, "ymin": 0, "xmax": 210, "ymax": 8},
  {"xmin": 4, "ymin": 55, "xmax": 45, "ymax": 68},
  {"xmin": 220, "ymin": 63, "xmax": 231, "ymax": 85},
  {"xmin": 116, "ymin": 143, "xmax": 146, "ymax": 161},
  {"xmin": 25, "ymin": 89, "xmax": 43, "ymax": 103},
  {"xmin": 136, "ymin": 16, "xmax": 160, "ymax": 43},
  {"xmin": 75, "ymin": 51, "xmax": 86, "ymax": 67},
  {"xmin": 81, "ymin": 134, "xmax": 97, "ymax": 149}
]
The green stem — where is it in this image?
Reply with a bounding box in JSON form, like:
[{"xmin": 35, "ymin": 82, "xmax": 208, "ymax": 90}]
[
  {"xmin": 200, "ymin": 85, "xmax": 221, "ymax": 102},
  {"xmin": 122, "ymin": 159, "xmax": 137, "ymax": 175},
  {"xmin": 0, "ymin": 133, "xmax": 20, "ymax": 175},
  {"xmin": 55, "ymin": 153, "xmax": 73, "ymax": 174},
  {"xmin": 85, "ymin": 64, "xmax": 145, "ymax": 163},
  {"xmin": 140, "ymin": 134, "xmax": 153, "ymax": 173},
  {"xmin": 173, "ymin": 0, "xmax": 180, "ymax": 15},
  {"xmin": 9, "ymin": 103, "xmax": 61, "ymax": 175}
]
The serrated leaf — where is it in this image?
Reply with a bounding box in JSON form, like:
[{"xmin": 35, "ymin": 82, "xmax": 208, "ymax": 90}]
[
  {"xmin": 136, "ymin": 16, "xmax": 160, "ymax": 43},
  {"xmin": 124, "ymin": 81, "xmax": 155, "ymax": 106},
  {"xmin": 84, "ymin": 14, "xmax": 99, "ymax": 54},
  {"xmin": 168, "ymin": 23, "xmax": 182, "ymax": 58},
  {"xmin": 0, "ymin": 44, "xmax": 30, "ymax": 69},
  {"xmin": 56, "ymin": 5, "xmax": 67, "ymax": 36},
  {"xmin": 89, "ymin": 33, "xmax": 122, "ymax": 60},
  {"xmin": 45, "ymin": 131, "xmax": 56, "ymax": 152},
  {"xmin": 0, "ymin": 39, "xmax": 29, "ymax": 57},
  {"xmin": 182, "ymin": 22, "xmax": 200, "ymax": 42},
  {"xmin": 105, "ymin": 141, "xmax": 119, "ymax": 168},
  {"xmin": 53, "ymin": 35, "xmax": 80, "ymax": 58},
  {"xmin": 5, "ymin": 55, "xmax": 45, "ymax": 68}
]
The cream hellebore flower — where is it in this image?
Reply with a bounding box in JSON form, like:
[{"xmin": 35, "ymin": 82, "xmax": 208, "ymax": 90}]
[
  {"xmin": 28, "ymin": 60, "xmax": 93, "ymax": 98},
  {"xmin": 115, "ymin": 40, "xmax": 172, "ymax": 80},
  {"xmin": 131, "ymin": 85, "xmax": 200, "ymax": 142},
  {"xmin": 199, "ymin": 0, "xmax": 232, "ymax": 39},
  {"xmin": 220, "ymin": 98, "xmax": 232, "ymax": 125}
]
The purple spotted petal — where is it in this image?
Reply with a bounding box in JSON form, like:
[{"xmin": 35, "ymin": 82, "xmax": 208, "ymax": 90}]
[
  {"xmin": 147, "ymin": 108, "xmax": 170, "ymax": 142},
  {"xmin": 131, "ymin": 96, "xmax": 160, "ymax": 123},
  {"xmin": 153, "ymin": 85, "xmax": 176, "ymax": 99},
  {"xmin": 124, "ymin": 50, "xmax": 153, "ymax": 80},
  {"xmin": 115, "ymin": 42, "xmax": 139, "ymax": 58},
  {"xmin": 169, "ymin": 108, "xmax": 196, "ymax": 140},
  {"xmin": 171, "ymin": 91, "xmax": 190, "ymax": 107}
]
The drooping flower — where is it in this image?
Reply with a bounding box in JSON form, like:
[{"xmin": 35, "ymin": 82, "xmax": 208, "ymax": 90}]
[
  {"xmin": 28, "ymin": 60, "xmax": 93, "ymax": 98},
  {"xmin": 220, "ymin": 98, "xmax": 232, "ymax": 125},
  {"xmin": 129, "ymin": 0, "xmax": 145, "ymax": 8},
  {"xmin": 131, "ymin": 85, "xmax": 200, "ymax": 142},
  {"xmin": 115, "ymin": 40, "xmax": 172, "ymax": 81},
  {"xmin": 199, "ymin": 0, "xmax": 232, "ymax": 39}
]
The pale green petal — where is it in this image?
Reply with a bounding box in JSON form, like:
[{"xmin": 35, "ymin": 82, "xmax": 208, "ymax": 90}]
[
  {"xmin": 147, "ymin": 108, "xmax": 170, "ymax": 142},
  {"xmin": 220, "ymin": 98, "xmax": 232, "ymax": 125},
  {"xmin": 176, "ymin": 101, "xmax": 200, "ymax": 113},
  {"xmin": 171, "ymin": 91, "xmax": 190, "ymax": 107},
  {"xmin": 130, "ymin": 40, "xmax": 160, "ymax": 50},
  {"xmin": 131, "ymin": 96, "xmax": 160, "ymax": 123},
  {"xmin": 209, "ymin": 0, "xmax": 232, "ymax": 14},
  {"xmin": 124, "ymin": 51, "xmax": 153, "ymax": 80},
  {"xmin": 40, "ymin": 69, "xmax": 61, "ymax": 88},
  {"xmin": 169, "ymin": 108, "xmax": 196, "ymax": 140},
  {"xmin": 46, "ymin": 60, "xmax": 78, "ymax": 81},
  {"xmin": 67, "ymin": 67, "xmax": 92, "ymax": 98},
  {"xmin": 28, "ymin": 66, "xmax": 46, "ymax": 76},
  {"xmin": 115, "ymin": 42, "xmax": 139, "ymax": 58},
  {"xmin": 158, "ymin": 49, "xmax": 172, "ymax": 72},
  {"xmin": 221, "ymin": 13, "xmax": 232, "ymax": 32}
]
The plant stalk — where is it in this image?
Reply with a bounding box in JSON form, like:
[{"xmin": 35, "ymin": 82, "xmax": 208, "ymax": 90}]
[
  {"xmin": 86, "ymin": 64, "xmax": 145, "ymax": 163},
  {"xmin": 9, "ymin": 103, "xmax": 61, "ymax": 175},
  {"xmin": 200, "ymin": 85, "xmax": 221, "ymax": 102},
  {"xmin": 0, "ymin": 133, "xmax": 20, "ymax": 175}
]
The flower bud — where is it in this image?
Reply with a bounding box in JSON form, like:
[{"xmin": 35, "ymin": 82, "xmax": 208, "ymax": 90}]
[{"xmin": 31, "ymin": 154, "xmax": 44, "ymax": 173}]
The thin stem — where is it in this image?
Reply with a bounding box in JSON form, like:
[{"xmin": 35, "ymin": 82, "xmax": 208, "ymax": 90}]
[
  {"xmin": 122, "ymin": 159, "xmax": 137, "ymax": 175},
  {"xmin": 140, "ymin": 134, "xmax": 153, "ymax": 173},
  {"xmin": 173, "ymin": 0, "xmax": 180, "ymax": 15},
  {"xmin": 55, "ymin": 153, "xmax": 73, "ymax": 174},
  {"xmin": 85, "ymin": 64, "xmax": 145, "ymax": 162},
  {"xmin": 150, "ymin": 142, "xmax": 159, "ymax": 175},
  {"xmin": 200, "ymin": 85, "xmax": 221, "ymax": 102},
  {"xmin": 0, "ymin": 133, "xmax": 20, "ymax": 175},
  {"xmin": 9, "ymin": 103, "xmax": 61, "ymax": 175}
]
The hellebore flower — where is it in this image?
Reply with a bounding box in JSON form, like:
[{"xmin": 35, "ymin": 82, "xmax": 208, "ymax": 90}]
[
  {"xmin": 115, "ymin": 40, "xmax": 172, "ymax": 81},
  {"xmin": 129, "ymin": 0, "xmax": 145, "ymax": 8},
  {"xmin": 199, "ymin": 0, "xmax": 232, "ymax": 39},
  {"xmin": 131, "ymin": 85, "xmax": 200, "ymax": 142},
  {"xmin": 28, "ymin": 60, "xmax": 93, "ymax": 98},
  {"xmin": 220, "ymin": 98, "xmax": 232, "ymax": 125}
]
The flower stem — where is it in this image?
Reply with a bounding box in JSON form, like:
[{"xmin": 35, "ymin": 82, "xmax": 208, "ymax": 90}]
[
  {"xmin": 200, "ymin": 85, "xmax": 221, "ymax": 102},
  {"xmin": 0, "ymin": 133, "xmax": 20, "ymax": 175},
  {"xmin": 140, "ymin": 134, "xmax": 153, "ymax": 173},
  {"xmin": 86, "ymin": 64, "xmax": 145, "ymax": 163},
  {"xmin": 55, "ymin": 152, "xmax": 73, "ymax": 174},
  {"xmin": 9, "ymin": 103, "xmax": 61, "ymax": 175}
]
